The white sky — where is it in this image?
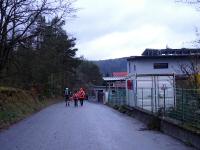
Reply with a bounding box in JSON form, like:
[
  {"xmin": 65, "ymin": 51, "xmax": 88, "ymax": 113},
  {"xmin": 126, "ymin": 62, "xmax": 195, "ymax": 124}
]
[{"xmin": 66, "ymin": 0, "xmax": 200, "ymax": 60}]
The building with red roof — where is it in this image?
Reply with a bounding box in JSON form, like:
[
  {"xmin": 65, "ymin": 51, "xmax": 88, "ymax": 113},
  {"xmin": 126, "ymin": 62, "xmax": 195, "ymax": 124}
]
[{"xmin": 113, "ymin": 72, "xmax": 128, "ymax": 77}]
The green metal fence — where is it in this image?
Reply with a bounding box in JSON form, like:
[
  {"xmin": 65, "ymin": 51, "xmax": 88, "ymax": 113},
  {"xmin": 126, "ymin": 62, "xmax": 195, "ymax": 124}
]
[
  {"xmin": 165, "ymin": 88, "xmax": 200, "ymax": 130},
  {"xmin": 136, "ymin": 87, "xmax": 175, "ymax": 112},
  {"xmin": 136, "ymin": 87, "xmax": 200, "ymax": 130},
  {"xmin": 108, "ymin": 89, "xmax": 126, "ymax": 105},
  {"xmin": 108, "ymin": 86, "xmax": 200, "ymax": 130}
]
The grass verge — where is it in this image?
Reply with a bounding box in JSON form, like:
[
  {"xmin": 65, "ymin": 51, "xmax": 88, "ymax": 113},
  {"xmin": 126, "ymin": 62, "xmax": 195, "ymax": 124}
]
[{"xmin": 0, "ymin": 87, "xmax": 62, "ymax": 130}]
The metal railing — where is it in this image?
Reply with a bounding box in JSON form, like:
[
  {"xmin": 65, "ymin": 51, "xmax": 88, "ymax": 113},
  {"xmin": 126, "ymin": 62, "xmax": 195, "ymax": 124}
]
[
  {"xmin": 136, "ymin": 87, "xmax": 175, "ymax": 112},
  {"xmin": 136, "ymin": 87, "xmax": 200, "ymax": 130},
  {"xmin": 166, "ymin": 88, "xmax": 200, "ymax": 130}
]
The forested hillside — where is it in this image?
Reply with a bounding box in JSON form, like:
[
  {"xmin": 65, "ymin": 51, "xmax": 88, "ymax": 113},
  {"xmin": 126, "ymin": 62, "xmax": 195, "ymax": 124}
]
[
  {"xmin": 93, "ymin": 58, "xmax": 127, "ymax": 76},
  {"xmin": 0, "ymin": 16, "xmax": 102, "ymax": 95},
  {"xmin": 0, "ymin": 0, "xmax": 103, "ymax": 129}
]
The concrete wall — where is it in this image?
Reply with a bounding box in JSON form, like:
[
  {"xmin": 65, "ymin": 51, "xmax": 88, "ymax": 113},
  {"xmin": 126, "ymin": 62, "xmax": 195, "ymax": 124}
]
[
  {"xmin": 161, "ymin": 119, "xmax": 200, "ymax": 149},
  {"xmin": 123, "ymin": 106, "xmax": 200, "ymax": 149}
]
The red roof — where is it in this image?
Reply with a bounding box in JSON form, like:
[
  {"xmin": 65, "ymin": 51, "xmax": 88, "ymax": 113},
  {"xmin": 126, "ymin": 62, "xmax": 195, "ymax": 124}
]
[{"xmin": 113, "ymin": 72, "xmax": 128, "ymax": 77}]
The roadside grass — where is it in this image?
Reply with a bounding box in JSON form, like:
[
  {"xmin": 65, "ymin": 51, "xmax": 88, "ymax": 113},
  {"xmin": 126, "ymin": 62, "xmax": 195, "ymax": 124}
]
[{"xmin": 0, "ymin": 87, "xmax": 62, "ymax": 130}]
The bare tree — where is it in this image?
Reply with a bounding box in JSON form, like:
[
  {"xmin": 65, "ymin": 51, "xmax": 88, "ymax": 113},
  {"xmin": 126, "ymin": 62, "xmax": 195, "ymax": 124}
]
[
  {"xmin": 176, "ymin": 0, "xmax": 200, "ymax": 5},
  {"xmin": 0, "ymin": 0, "xmax": 76, "ymax": 74},
  {"xmin": 178, "ymin": 55, "xmax": 200, "ymax": 88},
  {"xmin": 174, "ymin": 1, "xmax": 200, "ymax": 88},
  {"xmin": 176, "ymin": 0, "xmax": 200, "ymax": 10}
]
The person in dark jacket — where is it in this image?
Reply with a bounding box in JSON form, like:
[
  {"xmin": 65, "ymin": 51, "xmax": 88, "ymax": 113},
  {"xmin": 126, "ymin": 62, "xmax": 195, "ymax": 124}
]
[{"xmin": 64, "ymin": 88, "xmax": 70, "ymax": 106}]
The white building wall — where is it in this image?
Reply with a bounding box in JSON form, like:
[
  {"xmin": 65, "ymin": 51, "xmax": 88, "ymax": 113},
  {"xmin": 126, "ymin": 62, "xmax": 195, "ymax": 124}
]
[
  {"xmin": 126, "ymin": 57, "xmax": 188, "ymax": 111},
  {"xmin": 128, "ymin": 58, "xmax": 190, "ymax": 75}
]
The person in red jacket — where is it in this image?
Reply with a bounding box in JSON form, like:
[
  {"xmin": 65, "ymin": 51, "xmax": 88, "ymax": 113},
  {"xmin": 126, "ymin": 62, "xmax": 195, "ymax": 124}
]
[
  {"xmin": 78, "ymin": 88, "xmax": 85, "ymax": 106},
  {"xmin": 73, "ymin": 91, "xmax": 78, "ymax": 107}
]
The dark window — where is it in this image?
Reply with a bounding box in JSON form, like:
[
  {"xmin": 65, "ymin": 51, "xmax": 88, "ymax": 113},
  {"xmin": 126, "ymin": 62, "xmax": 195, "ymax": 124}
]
[
  {"xmin": 154, "ymin": 63, "xmax": 168, "ymax": 69},
  {"xmin": 134, "ymin": 64, "xmax": 136, "ymax": 71},
  {"xmin": 109, "ymin": 83, "xmax": 113, "ymax": 87},
  {"xmin": 112, "ymin": 90, "xmax": 116, "ymax": 93}
]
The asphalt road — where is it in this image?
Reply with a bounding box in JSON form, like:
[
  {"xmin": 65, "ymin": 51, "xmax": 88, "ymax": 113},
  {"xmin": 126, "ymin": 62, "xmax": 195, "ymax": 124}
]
[{"xmin": 0, "ymin": 101, "xmax": 196, "ymax": 150}]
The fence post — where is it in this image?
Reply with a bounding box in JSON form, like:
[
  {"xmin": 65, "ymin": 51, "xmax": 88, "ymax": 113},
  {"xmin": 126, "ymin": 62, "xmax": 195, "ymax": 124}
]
[
  {"xmin": 154, "ymin": 76, "xmax": 157, "ymax": 112},
  {"xmin": 164, "ymin": 88, "xmax": 166, "ymax": 115},
  {"xmin": 142, "ymin": 88, "xmax": 144, "ymax": 109},
  {"xmin": 151, "ymin": 88, "xmax": 153, "ymax": 112},
  {"xmin": 181, "ymin": 88, "xmax": 184, "ymax": 121},
  {"xmin": 173, "ymin": 74, "xmax": 176, "ymax": 108}
]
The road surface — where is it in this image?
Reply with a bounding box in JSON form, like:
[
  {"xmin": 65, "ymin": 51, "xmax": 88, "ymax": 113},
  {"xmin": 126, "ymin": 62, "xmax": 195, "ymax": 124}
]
[{"xmin": 0, "ymin": 101, "xmax": 196, "ymax": 150}]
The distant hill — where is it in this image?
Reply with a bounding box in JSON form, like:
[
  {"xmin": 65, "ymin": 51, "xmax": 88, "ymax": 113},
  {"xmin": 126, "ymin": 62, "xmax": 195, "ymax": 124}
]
[{"xmin": 93, "ymin": 58, "xmax": 127, "ymax": 77}]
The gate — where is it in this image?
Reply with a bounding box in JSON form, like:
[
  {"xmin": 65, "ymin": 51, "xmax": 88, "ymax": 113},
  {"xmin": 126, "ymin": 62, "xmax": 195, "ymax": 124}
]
[
  {"xmin": 127, "ymin": 74, "xmax": 175, "ymax": 113},
  {"xmin": 108, "ymin": 88, "xmax": 126, "ymax": 105}
]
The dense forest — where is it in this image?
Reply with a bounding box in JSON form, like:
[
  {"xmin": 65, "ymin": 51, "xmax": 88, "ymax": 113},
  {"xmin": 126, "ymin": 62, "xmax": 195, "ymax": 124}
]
[
  {"xmin": 0, "ymin": 16, "xmax": 102, "ymax": 96},
  {"xmin": 93, "ymin": 58, "xmax": 127, "ymax": 77}
]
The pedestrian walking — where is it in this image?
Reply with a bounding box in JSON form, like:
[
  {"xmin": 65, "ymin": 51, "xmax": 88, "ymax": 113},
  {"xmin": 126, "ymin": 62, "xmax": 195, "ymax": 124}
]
[
  {"xmin": 78, "ymin": 88, "xmax": 85, "ymax": 106},
  {"xmin": 73, "ymin": 91, "xmax": 78, "ymax": 107},
  {"xmin": 64, "ymin": 88, "xmax": 70, "ymax": 107}
]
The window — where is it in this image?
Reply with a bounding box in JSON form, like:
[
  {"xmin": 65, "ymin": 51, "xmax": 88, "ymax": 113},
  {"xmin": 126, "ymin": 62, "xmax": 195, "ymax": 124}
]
[
  {"xmin": 134, "ymin": 64, "xmax": 136, "ymax": 71},
  {"xmin": 128, "ymin": 62, "xmax": 131, "ymax": 73},
  {"xmin": 154, "ymin": 63, "xmax": 168, "ymax": 69}
]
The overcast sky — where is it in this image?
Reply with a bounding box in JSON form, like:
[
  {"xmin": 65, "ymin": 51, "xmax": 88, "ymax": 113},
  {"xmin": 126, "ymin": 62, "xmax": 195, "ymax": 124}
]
[{"xmin": 66, "ymin": 0, "xmax": 200, "ymax": 60}]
